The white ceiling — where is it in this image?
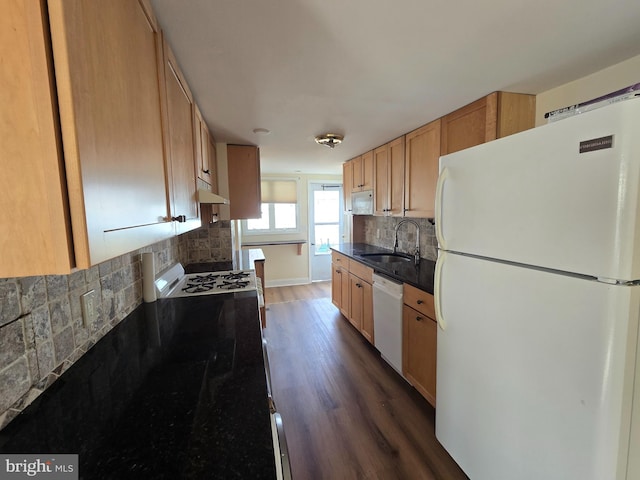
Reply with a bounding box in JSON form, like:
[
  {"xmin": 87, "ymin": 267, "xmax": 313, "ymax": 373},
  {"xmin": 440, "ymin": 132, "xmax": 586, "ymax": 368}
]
[{"xmin": 150, "ymin": 0, "xmax": 640, "ymax": 175}]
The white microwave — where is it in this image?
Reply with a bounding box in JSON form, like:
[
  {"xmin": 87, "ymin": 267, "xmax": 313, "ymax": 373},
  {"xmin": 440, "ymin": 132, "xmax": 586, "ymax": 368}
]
[{"xmin": 351, "ymin": 190, "xmax": 373, "ymax": 215}]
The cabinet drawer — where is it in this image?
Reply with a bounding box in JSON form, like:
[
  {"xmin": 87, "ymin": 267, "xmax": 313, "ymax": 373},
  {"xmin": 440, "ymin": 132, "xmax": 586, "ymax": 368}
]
[
  {"xmin": 348, "ymin": 259, "xmax": 373, "ymax": 283},
  {"xmin": 403, "ymin": 283, "xmax": 435, "ymax": 319},
  {"xmin": 331, "ymin": 251, "xmax": 350, "ymax": 266}
]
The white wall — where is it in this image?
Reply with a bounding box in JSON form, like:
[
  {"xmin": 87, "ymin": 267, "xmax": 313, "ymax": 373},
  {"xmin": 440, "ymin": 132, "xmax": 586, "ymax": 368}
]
[{"xmin": 535, "ymin": 55, "xmax": 640, "ymax": 126}]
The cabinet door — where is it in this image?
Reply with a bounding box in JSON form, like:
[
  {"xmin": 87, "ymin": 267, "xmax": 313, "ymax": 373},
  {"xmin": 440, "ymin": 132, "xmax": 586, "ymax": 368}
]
[
  {"xmin": 331, "ymin": 264, "xmax": 343, "ymax": 310},
  {"xmin": 360, "ymin": 280, "xmax": 374, "ymax": 344},
  {"xmin": 227, "ymin": 145, "xmax": 261, "ymax": 219},
  {"xmin": 373, "ymin": 145, "xmax": 389, "ymax": 215},
  {"xmin": 361, "ymin": 150, "xmax": 374, "ymax": 191},
  {"xmin": 194, "ymin": 105, "xmax": 211, "ymax": 184},
  {"xmin": 387, "ymin": 136, "xmax": 405, "ymax": 217},
  {"xmin": 351, "ymin": 155, "xmax": 363, "ymax": 192},
  {"xmin": 343, "ymin": 161, "xmax": 353, "ymax": 213},
  {"xmin": 1, "ymin": 0, "xmax": 73, "ymax": 277},
  {"xmin": 403, "ymin": 304, "xmax": 437, "ymax": 407},
  {"xmin": 405, "ymin": 120, "xmax": 440, "ymax": 218},
  {"xmin": 349, "ymin": 273, "xmax": 364, "ymax": 331},
  {"xmin": 208, "ymin": 134, "xmax": 218, "ymax": 193},
  {"xmin": 48, "ymin": 0, "xmax": 174, "ymax": 266},
  {"xmin": 440, "ymin": 93, "xmax": 498, "ymax": 156},
  {"xmin": 339, "ymin": 267, "xmax": 350, "ymax": 318},
  {"xmin": 161, "ymin": 39, "xmax": 200, "ymax": 235}
]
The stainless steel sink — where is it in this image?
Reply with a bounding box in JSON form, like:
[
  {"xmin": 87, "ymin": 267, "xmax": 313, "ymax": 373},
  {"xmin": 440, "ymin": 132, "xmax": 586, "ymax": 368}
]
[{"xmin": 359, "ymin": 253, "xmax": 412, "ymax": 264}]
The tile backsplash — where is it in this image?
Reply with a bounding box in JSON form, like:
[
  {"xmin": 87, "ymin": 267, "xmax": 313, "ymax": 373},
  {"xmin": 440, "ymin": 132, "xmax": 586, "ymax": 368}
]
[
  {"xmin": 354, "ymin": 215, "xmax": 439, "ymax": 261},
  {"xmin": 0, "ymin": 221, "xmax": 232, "ymax": 430}
]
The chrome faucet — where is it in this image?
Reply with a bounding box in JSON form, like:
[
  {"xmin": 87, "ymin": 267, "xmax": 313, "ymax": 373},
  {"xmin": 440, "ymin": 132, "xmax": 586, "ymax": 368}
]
[{"xmin": 393, "ymin": 219, "xmax": 421, "ymax": 266}]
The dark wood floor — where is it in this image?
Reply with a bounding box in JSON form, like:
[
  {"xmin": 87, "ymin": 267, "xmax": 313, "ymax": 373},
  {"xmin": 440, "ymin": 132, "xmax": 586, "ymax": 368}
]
[{"xmin": 264, "ymin": 283, "xmax": 468, "ymax": 480}]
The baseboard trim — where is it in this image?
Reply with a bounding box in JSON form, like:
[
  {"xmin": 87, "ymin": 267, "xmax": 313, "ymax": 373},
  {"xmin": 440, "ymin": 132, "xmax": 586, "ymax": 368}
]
[{"xmin": 265, "ymin": 277, "xmax": 310, "ymax": 288}]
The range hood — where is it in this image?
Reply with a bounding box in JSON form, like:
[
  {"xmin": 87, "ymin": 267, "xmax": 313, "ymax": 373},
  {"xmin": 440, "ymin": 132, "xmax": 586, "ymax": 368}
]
[{"xmin": 197, "ymin": 189, "xmax": 230, "ymax": 205}]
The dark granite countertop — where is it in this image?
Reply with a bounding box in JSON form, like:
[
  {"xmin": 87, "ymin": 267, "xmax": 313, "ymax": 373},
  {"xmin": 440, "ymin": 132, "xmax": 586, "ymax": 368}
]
[
  {"xmin": 0, "ymin": 292, "xmax": 276, "ymax": 479},
  {"xmin": 332, "ymin": 243, "xmax": 436, "ymax": 294}
]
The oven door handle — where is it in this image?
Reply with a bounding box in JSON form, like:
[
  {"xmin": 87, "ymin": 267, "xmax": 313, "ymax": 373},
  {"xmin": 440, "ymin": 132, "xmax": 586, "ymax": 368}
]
[{"xmin": 274, "ymin": 413, "xmax": 293, "ymax": 480}]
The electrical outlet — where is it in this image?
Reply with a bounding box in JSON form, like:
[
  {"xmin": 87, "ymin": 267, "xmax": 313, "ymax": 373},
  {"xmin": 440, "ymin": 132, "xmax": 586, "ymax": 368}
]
[{"xmin": 81, "ymin": 290, "xmax": 97, "ymax": 327}]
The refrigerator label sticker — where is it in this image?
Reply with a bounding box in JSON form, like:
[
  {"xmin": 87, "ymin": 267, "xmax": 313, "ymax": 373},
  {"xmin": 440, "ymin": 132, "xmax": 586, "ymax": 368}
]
[{"xmin": 579, "ymin": 135, "xmax": 613, "ymax": 153}]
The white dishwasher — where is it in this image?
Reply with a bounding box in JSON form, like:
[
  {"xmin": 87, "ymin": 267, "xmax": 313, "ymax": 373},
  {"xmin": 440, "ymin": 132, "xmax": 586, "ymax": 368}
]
[{"xmin": 372, "ymin": 273, "xmax": 404, "ymax": 375}]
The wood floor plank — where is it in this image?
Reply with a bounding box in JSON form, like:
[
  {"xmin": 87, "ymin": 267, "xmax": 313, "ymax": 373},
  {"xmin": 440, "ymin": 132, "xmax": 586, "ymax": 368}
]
[
  {"xmin": 265, "ymin": 281, "xmax": 331, "ymax": 305},
  {"xmin": 264, "ymin": 285, "xmax": 468, "ymax": 480}
]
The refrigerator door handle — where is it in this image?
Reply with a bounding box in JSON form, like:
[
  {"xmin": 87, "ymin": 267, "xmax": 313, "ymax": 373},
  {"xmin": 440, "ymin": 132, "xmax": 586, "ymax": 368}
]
[
  {"xmin": 435, "ymin": 167, "xmax": 449, "ymax": 249},
  {"xmin": 434, "ymin": 251, "xmax": 447, "ymax": 330}
]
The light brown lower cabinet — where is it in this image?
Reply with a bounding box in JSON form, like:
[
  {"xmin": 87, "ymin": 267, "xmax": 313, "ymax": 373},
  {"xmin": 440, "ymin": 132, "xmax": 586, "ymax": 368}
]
[
  {"xmin": 348, "ymin": 273, "xmax": 373, "ymax": 343},
  {"xmin": 403, "ymin": 285, "xmax": 437, "ymax": 407},
  {"xmin": 331, "ymin": 263, "xmax": 349, "ymax": 318},
  {"xmin": 330, "ymin": 252, "xmax": 374, "ymax": 344}
]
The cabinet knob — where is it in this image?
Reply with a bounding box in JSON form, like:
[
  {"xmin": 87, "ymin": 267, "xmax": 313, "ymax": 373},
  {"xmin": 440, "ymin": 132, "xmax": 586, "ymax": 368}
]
[
  {"xmin": 356, "ymin": 283, "xmax": 362, "ymax": 288},
  {"xmin": 172, "ymin": 215, "xmax": 186, "ymax": 223},
  {"xmin": 417, "ymin": 300, "xmax": 424, "ymax": 305},
  {"xmin": 203, "ymin": 169, "xmax": 210, "ymax": 174},
  {"xmin": 415, "ymin": 316, "xmax": 423, "ymax": 322}
]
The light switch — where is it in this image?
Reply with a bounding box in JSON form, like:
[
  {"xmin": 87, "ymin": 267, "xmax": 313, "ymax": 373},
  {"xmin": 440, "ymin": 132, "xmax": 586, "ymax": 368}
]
[{"xmin": 81, "ymin": 289, "xmax": 97, "ymax": 327}]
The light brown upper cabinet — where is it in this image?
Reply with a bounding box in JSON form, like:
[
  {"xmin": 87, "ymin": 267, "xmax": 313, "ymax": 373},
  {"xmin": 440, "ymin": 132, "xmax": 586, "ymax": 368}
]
[
  {"xmin": 194, "ymin": 105, "xmax": 212, "ymax": 185},
  {"xmin": 404, "ymin": 119, "xmax": 441, "ymax": 218},
  {"xmin": 208, "ymin": 133, "xmax": 219, "ymax": 193},
  {"xmin": 441, "ymin": 92, "xmax": 535, "ymax": 155},
  {"xmin": 228, "ymin": 145, "xmax": 261, "ymax": 219},
  {"xmin": 373, "ymin": 137, "xmax": 405, "ymax": 216},
  {"xmin": 343, "ymin": 160, "xmax": 354, "ymax": 213},
  {"xmin": 159, "ymin": 35, "xmax": 201, "ymax": 235},
  {"xmin": 1, "ymin": 0, "xmax": 177, "ymax": 277},
  {"xmin": 1, "ymin": 0, "xmax": 75, "ymax": 277},
  {"xmin": 350, "ymin": 151, "xmax": 374, "ymax": 193},
  {"xmin": 194, "ymin": 101, "xmax": 223, "ymax": 224}
]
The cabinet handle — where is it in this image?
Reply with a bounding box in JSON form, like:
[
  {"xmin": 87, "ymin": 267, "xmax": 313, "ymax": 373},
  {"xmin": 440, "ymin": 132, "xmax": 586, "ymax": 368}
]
[
  {"xmin": 356, "ymin": 283, "xmax": 362, "ymax": 288},
  {"xmin": 336, "ymin": 269, "xmax": 341, "ymax": 274},
  {"xmin": 203, "ymin": 169, "xmax": 210, "ymax": 174},
  {"xmin": 172, "ymin": 215, "xmax": 186, "ymax": 223},
  {"xmin": 415, "ymin": 316, "xmax": 423, "ymax": 322},
  {"xmin": 417, "ymin": 300, "xmax": 424, "ymax": 305}
]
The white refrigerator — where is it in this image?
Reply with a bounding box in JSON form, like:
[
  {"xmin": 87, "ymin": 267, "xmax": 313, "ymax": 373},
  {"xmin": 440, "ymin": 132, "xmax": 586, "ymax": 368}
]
[{"xmin": 434, "ymin": 99, "xmax": 640, "ymax": 480}]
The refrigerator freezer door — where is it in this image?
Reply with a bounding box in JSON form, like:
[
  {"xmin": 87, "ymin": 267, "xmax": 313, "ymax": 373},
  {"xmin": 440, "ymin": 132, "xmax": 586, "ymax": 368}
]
[
  {"xmin": 435, "ymin": 252, "xmax": 640, "ymax": 480},
  {"xmin": 437, "ymin": 99, "xmax": 640, "ymax": 282}
]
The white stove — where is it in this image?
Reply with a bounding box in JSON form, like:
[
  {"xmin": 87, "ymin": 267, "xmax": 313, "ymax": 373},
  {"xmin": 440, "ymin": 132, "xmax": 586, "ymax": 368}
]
[{"xmin": 154, "ymin": 263, "xmax": 257, "ymax": 299}]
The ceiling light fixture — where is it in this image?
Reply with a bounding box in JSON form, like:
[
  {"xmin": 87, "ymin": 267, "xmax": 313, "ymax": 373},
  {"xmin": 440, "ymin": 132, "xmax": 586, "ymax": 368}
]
[
  {"xmin": 314, "ymin": 133, "xmax": 344, "ymax": 149},
  {"xmin": 253, "ymin": 128, "xmax": 271, "ymax": 135}
]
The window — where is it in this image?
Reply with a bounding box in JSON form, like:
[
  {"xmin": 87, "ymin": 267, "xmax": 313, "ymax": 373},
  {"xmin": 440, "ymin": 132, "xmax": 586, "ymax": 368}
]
[
  {"xmin": 243, "ymin": 178, "xmax": 299, "ymax": 234},
  {"xmin": 312, "ymin": 188, "xmax": 341, "ymax": 255}
]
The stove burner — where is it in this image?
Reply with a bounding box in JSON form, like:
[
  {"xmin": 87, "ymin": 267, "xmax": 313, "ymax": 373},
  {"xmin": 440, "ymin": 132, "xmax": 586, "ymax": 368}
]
[
  {"xmin": 182, "ymin": 283, "xmax": 215, "ymax": 293},
  {"xmin": 219, "ymin": 280, "xmax": 250, "ymax": 290},
  {"xmin": 189, "ymin": 274, "xmax": 221, "ymax": 284},
  {"xmin": 222, "ymin": 272, "xmax": 251, "ymax": 281}
]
